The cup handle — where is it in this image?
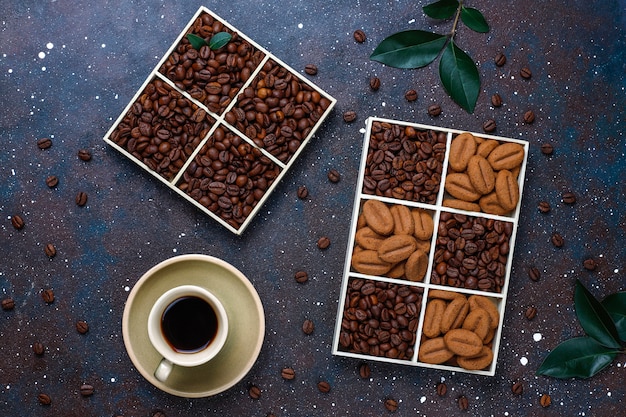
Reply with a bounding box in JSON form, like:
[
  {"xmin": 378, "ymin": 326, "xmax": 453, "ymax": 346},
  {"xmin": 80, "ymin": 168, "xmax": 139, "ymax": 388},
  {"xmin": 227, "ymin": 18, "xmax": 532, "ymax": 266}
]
[{"xmin": 154, "ymin": 358, "xmax": 174, "ymax": 382}]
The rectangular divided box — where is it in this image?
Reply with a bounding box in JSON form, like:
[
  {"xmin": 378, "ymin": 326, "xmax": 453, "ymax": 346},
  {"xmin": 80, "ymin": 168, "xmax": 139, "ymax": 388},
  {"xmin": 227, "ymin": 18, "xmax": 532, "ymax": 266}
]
[
  {"xmin": 332, "ymin": 117, "xmax": 529, "ymax": 376},
  {"xmin": 103, "ymin": 7, "xmax": 336, "ymax": 234}
]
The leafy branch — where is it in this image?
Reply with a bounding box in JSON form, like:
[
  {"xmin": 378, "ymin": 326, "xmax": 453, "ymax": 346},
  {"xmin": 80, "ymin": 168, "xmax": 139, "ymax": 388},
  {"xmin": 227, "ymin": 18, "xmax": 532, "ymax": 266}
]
[
  {"xmin": 186, "ymin": 32, "xmax": 232, "ymax": 51},
  {"xmin": 370, "ymin": 0, "xmax": 489, "ymax": 113},
  {"xmin": 536, "ymin": 280, "xmax": 626, "ymax": 379}
]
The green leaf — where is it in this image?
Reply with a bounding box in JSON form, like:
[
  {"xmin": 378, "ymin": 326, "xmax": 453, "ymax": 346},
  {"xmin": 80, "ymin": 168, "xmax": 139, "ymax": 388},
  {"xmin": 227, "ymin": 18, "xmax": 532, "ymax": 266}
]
[
  {"xmin": 208, "ymin": 32, "xmax": 232, "ymax": 50},
  {"xmin": 602, "ymin": 292, "xmax": 626, "ymax": 341},
  {"xmin": 438, "ymin": 40, "xmax": 480, "ymax": 113},
  {"xmin": 536, "ymin": 337, "xmax": 617, "ymax": 379},
  {"xmin": 423, "ymin": 0, "xmax": 459, "ymax": 19},
  {"xmin": 461, "ymin": 7, "xmax": 489, "ymax": 33},
  {"xmin": 186, "ymin": 33, "xmax": 207, "ymax": 50},
  {"xmin": 575, "ymin": 279, "xmax": 621, "ymax": 349},
  {"xmin": 370, "ymin": 30, "xmax": 447, "ymax": 69}
]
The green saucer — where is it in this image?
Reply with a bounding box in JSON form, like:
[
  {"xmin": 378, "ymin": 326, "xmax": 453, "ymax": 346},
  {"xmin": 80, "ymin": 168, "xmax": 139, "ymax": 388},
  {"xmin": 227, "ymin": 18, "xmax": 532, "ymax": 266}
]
[{"xmin": 122, "ymin": 254, "xmax": 265, "ymax": 398}]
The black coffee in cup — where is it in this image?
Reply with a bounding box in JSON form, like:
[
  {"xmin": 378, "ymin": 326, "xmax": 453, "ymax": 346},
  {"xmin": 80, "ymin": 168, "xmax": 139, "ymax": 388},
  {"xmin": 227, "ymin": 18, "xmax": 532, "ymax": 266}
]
[{"xmin": 161, "ymin": 296, "xmax": 218, "ymax": 353}]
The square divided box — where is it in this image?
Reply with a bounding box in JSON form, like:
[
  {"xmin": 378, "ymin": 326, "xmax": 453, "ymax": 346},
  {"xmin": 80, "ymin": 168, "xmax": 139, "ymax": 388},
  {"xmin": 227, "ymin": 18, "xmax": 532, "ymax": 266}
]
[
  {"xmin": 332, "ymin": 117, "xmax": 529, "ymax": 376},
  {"xmin": 103, "ymin": 7, "xmax": 336, "ymax": 234}
]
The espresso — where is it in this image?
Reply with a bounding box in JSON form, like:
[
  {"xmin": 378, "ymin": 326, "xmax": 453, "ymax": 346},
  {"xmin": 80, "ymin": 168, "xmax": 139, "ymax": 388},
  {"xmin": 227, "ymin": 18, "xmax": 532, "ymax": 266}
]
[{"xmin": 161, "ymin": 296, "xmax": 218, "ymax": 353}]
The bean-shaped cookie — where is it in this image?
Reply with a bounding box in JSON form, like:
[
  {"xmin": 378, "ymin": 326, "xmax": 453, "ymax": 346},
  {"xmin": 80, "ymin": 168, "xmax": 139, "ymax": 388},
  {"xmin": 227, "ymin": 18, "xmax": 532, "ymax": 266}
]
[
  {"xmin": 443, "ymin": 328, "xmax": 483, "ymax": 357},
  {"xmin": 495, "ymin": 169, "xmax": 519, "ymax": 211},
  {"xmin": 449, "ymin": 133, "xmax": 477, "ymax": 171},
  {"xmin": 422, "ymin": 299, "xmax": 447, "ymax": 338},
  {"xmin": 418, "ymin": 337, "xmax": 455, "ymax": 364},
  {"xmin": 362, "ymin": 199, "xmax": 394, "ymax": 235},
  {"xmin": 467, "ymin": 155, "xmax": 495, "ymax": 195}
]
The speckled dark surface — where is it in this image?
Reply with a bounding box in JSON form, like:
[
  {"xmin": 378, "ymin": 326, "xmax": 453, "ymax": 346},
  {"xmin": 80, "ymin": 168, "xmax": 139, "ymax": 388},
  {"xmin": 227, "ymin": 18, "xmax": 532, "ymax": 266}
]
[{"xmin": 1, "ymin": 0, "xmax": 625, "ymax": 416}]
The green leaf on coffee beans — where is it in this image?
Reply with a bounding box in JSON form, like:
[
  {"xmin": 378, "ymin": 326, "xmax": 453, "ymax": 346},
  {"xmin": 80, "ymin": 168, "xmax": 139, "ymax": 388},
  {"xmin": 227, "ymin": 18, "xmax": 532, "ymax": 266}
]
[
  {"xmin": 460, "ymin": 7, "xmax": 489, "ymax": 33},
  {"xmin": 536, "ymin": 336, "xmax": 617, "ymax": 379},
  {"xmin": 439, "ymin": 40, "xmax": 480, "ymax": 113},
  {"xmin": 186, "ymin": 33, "xmax": 207, "ymax": 50},
  {"xmin": 423, "ymin": 0, "xmax": 459, "ymax": 20},
  {"xmin": 575, "ymin": 279, "xmax": 621, "ymax": 349},
  {"xmin": 370, "ymin": 30, "xmax": 447, "ymax": 69},
  {"xmin": 208, "ymin": 32, "xmax": 232, "ymax": 50},
  {"xmin": 602, "ymin": 292, "xmax": 626, "ymax": 341}
]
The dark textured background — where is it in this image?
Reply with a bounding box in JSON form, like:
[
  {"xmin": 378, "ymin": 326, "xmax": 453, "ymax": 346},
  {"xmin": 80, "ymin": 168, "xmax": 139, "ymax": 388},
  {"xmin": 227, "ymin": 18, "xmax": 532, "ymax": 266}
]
[{"xmin": 1, "ymin": 0, "xmax": 625, "ymax": 415}]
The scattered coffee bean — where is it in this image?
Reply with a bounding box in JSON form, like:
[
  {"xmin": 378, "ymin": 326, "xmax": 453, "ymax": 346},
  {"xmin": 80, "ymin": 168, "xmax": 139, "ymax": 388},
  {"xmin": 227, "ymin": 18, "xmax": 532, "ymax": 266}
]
[
  {"xmin": 343, "ymin": 110, "xmax": 357, "ymax": 123},
  {"xmin": 551, "ymin": 232, "xmax": 564, "ymax": 248},
  {"xmin": 76, "ymin": 320, "xmax": 89, "ymax": 334},
  {"xmin": 528, "ymin": 267, "xmax": 541, "ymax": 282},
  {"xmin": 511, "ymin": 381, "xmax": 524, "ymax": 395},
  {"xmin": 327, "ymin": 168, "xmax": 341, "ymax": 183},
  {"xmin": 304, "ymin": 64, "xmax": 318, "ymax": 76},
  {"xmin": 494, "ymin": 52, "xmax": 506, "ymax": 67},
  {"xmin": 302, "ymin": 319, "xmax": 315, "ymax": 335},
  {"xmin": 45, "ymin": 175, "xmax": 59, "ymax": 188},
  {"xmin": 483, "ymin": 119, "xmax": 496, "ymax": 133},
  {"xmin": 525, "ymin": 306, "xmax": 537, "ymax": 320},
  {"xmin": 37, "ymin": 138, "xmax": 52, "ymax": 150},
  {"xmin": 33, "ymin": 342, "xmax": 45, "ymax": 355},
  {"xmin": 540, "ymin": 393, "xmax": 551, "ymax": 407},
  {"xmin": 384, "ymin": 398, "xmax": 398, "ymax": 412},
  {"xmin": 11, "ymin": 214, "xmax": 25, "ymax": 230},
  {"xmin": 427, "ymin": 104, "xmax": 442, "ymax": 117},
  {"xmin": 540, "ymin": 143, "xmax": 554, "ymax": 155},
  {"xmin": 1, "ymin": 297, "xmax": 15, "ymax": 311},
  {"xmin": 538, "ymin": 201, "xmax": 551, "ymax": 213},
  {"xmin": 520, "ymin": 67, "xmax": 532, "ymax": 79},
  {"xmin": 353, "ymin": 29, "xmax": 366, "ymax": 43},
  {"xmin": 249, "ymin": 384, "xmax": 261, "ymax": 399},
  {"xmin": 77, "ymin": 149, "xmax": 92, "ymax": 161},
  {"xmin": 359, "ymin": 363, "xmax": 371, "ymax": 379},
  {"xmin": 44, "ymin": 243, "xmax": 57, "ymax": 259},
  {"xmin": 281, "ymin": 367, "xmax": 295, "ymax": 380},
  {"xmin": 151, "ymin": 409, "xmax": 166, "ymax": 417},
  {"xmin": 436, "ymin": 382, "xmax": 447, "ymax": 396},
  {"xmin": 294, "ymin": 270, "xmax": 308, "ymax": 284},
  {"xmin": 491, "ymin": 93, "xmax": 502, "ymax": 107},
  {"xmin": 562, "ymin": 192, "xmax": 576, "ymax": 204},
  {"xmin": 458, "ymin": 395, "xmax": 469, "ymax": 410},
  {"xmin": 369, "ymin": 76, "xmax": 381, "ymax": 91},
  {"xmin": 523, "ymin": 110, "xmax": 535, "ymax": 124},
  {"xmin": 38, "ymin": 393, "xmax": 52, "ymax": 405},
  {"xmin": 405, "ymin": 89, "xmax": 418, "ymax": 102},
  {"xmin": 76, "ymin": 191, "xmax": 88, "ymax": 207},
  {"xmin": 41, "ymin": 289, "xmax": 55, "ymax": 304},
  {"xmin": 317, "ymin": 381, "xmax": 331, "ymax": 393},
  {"xmin": 80, "ymin": 384, "xmax": 94, "ymax": 397},
  {"xmin": 583, "ymin": 258, "xmax": 598, "ymax": 271},
  {"xmin": 317, "ymin": 236, "xmax": 331, "ymax": 250},
  {"xmin": 297, "ymin": 185, "xmax": 309, "ymax": 199}
]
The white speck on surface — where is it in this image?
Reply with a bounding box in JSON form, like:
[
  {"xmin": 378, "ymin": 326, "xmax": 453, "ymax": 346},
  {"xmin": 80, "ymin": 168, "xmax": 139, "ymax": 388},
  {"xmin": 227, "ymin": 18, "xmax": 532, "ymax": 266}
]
[
  {"xmin": 41, "ymin": 67, "xmax": 46, "ymax": 71},
  {"xmin": 298, "ymin": 23, "xmax": 303, "ymax": 29},
  {"xmin": 533, "ymin": 333, "xmax": 542, "ymax": 342},
  {"xmin": 124, "ymin": 286, "xmax": 130, "ymax": 292},
  {"xmin": 110, "ymin": 377, "xmax": 116, "ymax": 383},
  {"xmin": 420, "ymin": 396, "xmax": 426, "ymax": 403},
  {"xmin": 38, "ymin": 51, "xmax": 45, "ymax": 59},
  {"xmin": 520, "ymin": 357, "xmax": 528, "ymax": 366},
  {"xmin": 46, "ymin": 42, "xmax": 53, "ymax": 49},
  {"xmin": 101, "ymin": 43, "xmax": 106, "ymax": 48}
]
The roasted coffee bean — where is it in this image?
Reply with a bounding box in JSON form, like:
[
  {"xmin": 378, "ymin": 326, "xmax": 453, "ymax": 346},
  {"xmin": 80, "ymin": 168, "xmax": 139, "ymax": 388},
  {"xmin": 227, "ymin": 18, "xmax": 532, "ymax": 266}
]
[
  {"xmin": 520, "ymin": 67, "xmax": 532, "ymax": 79},
  {"xmin": 540, "ymin": 393, "xmax": 551, "ymax": 407},
  {"xmin": 369, "ymin": 76, "xmax": 381, "ymax": 91},
  {"xmin": 405, "ymin": 89, "xmax": 418, "ymax": 102},
  {"xmin": 353, "ymin": 29, "xmax": 366, "ymax": 43},
  {"xmin": 37, "ymin": 138, "xmax": 52, "ymax": 150},
  {"xmin": 76, "ymin": 191, "xmax": 88, "ymax": 206},
  {"xmin": 317, "ymin": 381, "xmax": 331, "ymax": 393},
  {"xmin": 317, "ymin": 236, "xmax": 331, "ymax": 250},
  {"xmin": 551, "ymin": 232, "xmax": 564, "ymax": 248},
  {"xmin": 384, "ymin": 398, "xmax": 398, "ymax": 412},
  {"xmin": 1, "ymin": 297, "xmax": 15, "ymax": 311},
  {"xmin": 511, "ymin": 381, "xmax": 524, "ymax": 395},
  {"xmin": 297, "ymin": 185, "xmax": 309, "ymax": 199},
  {"xmin": 302, "ymin": 319, "xmax": 315, "ymax": 335},
  {"xmin": 494, "ymin": 52, "xmax": 506, "ymax": 67},
  {"xmin": 45, "ymin": 175, "xmax": 59, "ymax": 188},
  {"xmin": 491, "ymin": 93, "xmax": 502, "ymax": 107},
  {"xmin": 525, "ymin": 306, "xmax": 537, "ymax": 320},
  {"xmin": 458, "ymin": 395, "xmax": 469, "ymax": 410},
  {"xmin": 523, "ymin": 110, "xmax": 535, "ymax": 124},
  {"xmin": 359, "ymin": 363, "xmax": 371, "ymax": 379},
  {"xmin": 38, "ymin": 393, "xmax": 51, "ymax": 405},
  {"xmin": 428, "ymin": 104, "xmax": 442, "ymax": 117},
  {"xmin": 483, "ymin": 119, "xmax": 496, "ymax": 133},
  {"xmin": 41, "ymin": 289, "xmax": 54, "ymax": 304},
  {"xmin": 44, "ymin": 243, "xmax": 57, "ymax": 258},
  {"xmin": 436, "ymin": 382, "xmax": 447, "ymax": 396},
  {"xmin": 76, "ymin": 320, "xmax": 89, "ymax": 334},
  {"xmin": 304, "ymin": 64, "xmax": 318, "ymax": 75},
  {"xmin": 249, "ymin": 384, "xmax": 261, "ymax": 399},
  {"xmin": 32, "ymin": 342, "xmax": 45, "ymax": 355},
  {"xmin": 562, "ymin": 192, "xmax": 576, "ymax": 204},
  {"xmin": 80, "ymin": 384, "xmax": 94, "ymax": 397},
  {"xmin": 343, "ymin": 110, "xmax": 357, "ymax": 123},
  {"xmin": 583, "ymin": 258, "xmax": 597, "ymax": 271},
  {"xmin": 328, "ymin": 169, "xmax": 341, "ymax": 183},
  {"xmin": 295, "ymin": 270, "xmax": 308, "ymax": 284},
  {"xmin": 11, "ymin": 214, "xmax": 25, "ymax": 230},
  {"xmin": 538, "ymin": 201, "xmax": 551, "ymax": 213},
  {"xmin": 151, "ymin": 409, "xmax": 166, "ymax": 417},
  {"xmin": 77, "ymin": 149, "xmax": 92, "ymax": 161},
  {"xmin": 540, "ymin": 143, "xmax": 554, "ymax": 155},
  {"xmin": 528, "ymin": 267, "xmax": 540, "ymax": 282},
  {"xmin": 281, "ymin": 367, "xmax": 295, "ymax": 380}
]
